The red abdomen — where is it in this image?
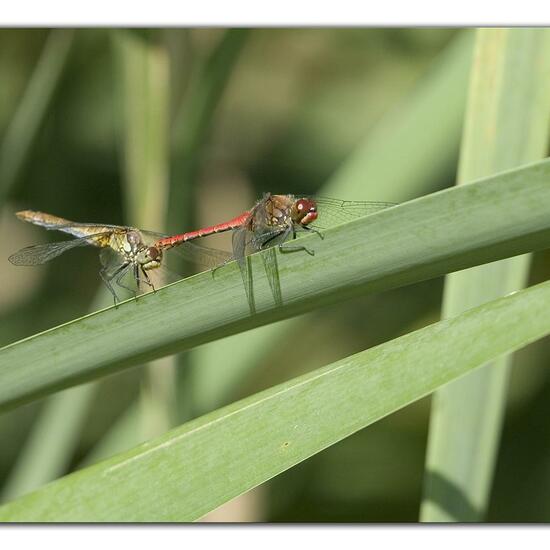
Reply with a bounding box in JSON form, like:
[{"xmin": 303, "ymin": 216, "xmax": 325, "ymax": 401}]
[{"xmin": 156, "ymin": 211, "xmax": 251, "ymax": 249}]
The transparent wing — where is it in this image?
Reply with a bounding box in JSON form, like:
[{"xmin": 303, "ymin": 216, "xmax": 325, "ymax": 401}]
[
  {"xmin": 311, "ymin": 197, "xmax": 396, "ymax": 229},
  {"xmin": 232, "ymin": 227, "xmax": 255, "ymax": 313},
  {"xmin": 27, "ymin": 221, "xmax": 128, "ymax": 232},
  {"xmin": 141, "ymin": 230, "xmax": 232, "ymax": 269},
  {"xmin": 16, "ymin": 211, "xmax": 131, "ymax": 239},
  {"xmin": 231, "ymin": 227, "xmax": 248, "ymax": 262},
  {"xmin": 99, "ymin": 247, "xmax": 126, "ymax": 272},
  {"xmin": 261, "ymin": 247, "xmax": 283, "ymax": 307},
  {"xmin": 234, "ymin": 226, "xmax": 288, "ymax": 310},
  {"xmin": 178, "ymin": 239, "xmax": 233, "ymax": 269},
  {"xmin": 43, "ymin": 222, "xmax": 129, "ymax": 240},
  {"xmin": 8, "ymin": 232, "xmax": 112, "ymax": 266}
]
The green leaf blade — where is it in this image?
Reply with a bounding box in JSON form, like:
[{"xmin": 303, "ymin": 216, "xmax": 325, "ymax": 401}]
[{"xmin": 3, "ymin": 159, "xmax": 550, "ymax": 412}]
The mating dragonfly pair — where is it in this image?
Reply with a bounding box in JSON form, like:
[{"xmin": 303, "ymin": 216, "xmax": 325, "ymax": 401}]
[{"xmin": 9, "ymin": 194, "xmax": 395, "ymax": 307}]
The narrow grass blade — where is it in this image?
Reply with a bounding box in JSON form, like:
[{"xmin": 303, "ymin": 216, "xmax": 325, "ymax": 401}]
[
  {"xmin": 113, "ymin": 29, "xmax": 174, "ymax": 439},
  {"xmin": 421, "ymin": 28, "xmax": 550, "ymax": 522},
  {"xmin": 0, "ymin": 30, "xmax": 73, "ymax": 205},
  {"xmin": 3, "ymin": 278, "xmax": 550, "ymax": 521},
  {"xmin": 191, "ymin": 30, "xmax": 473, "ymax": 414},
  {"xmin": 114, "ymin": 29, "xmax": 170, "ymax": 231},
  {"xmin": 3, "ymin": 159, "xmax": 550, "ymax": 412}
]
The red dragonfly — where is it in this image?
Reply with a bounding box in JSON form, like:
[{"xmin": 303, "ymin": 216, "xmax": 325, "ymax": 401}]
[
  {"xmin": 155, "ymin": 193, "xmax": 396, "ymax": 309},
  {"xmin": 9, "ymin": 210, "xmax": 231, "ymax": 305}
]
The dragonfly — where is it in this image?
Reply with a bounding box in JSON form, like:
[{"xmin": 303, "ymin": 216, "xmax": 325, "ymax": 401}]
[
  {"xmin": 155, "ymin": 193, "xmax": 397, "ymax": 309},
  {"xmin": 8, "ymin": 210, "xmax": 231, "ymax": 305}
]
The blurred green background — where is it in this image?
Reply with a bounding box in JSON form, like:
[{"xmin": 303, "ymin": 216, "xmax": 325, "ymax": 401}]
[{"xmin": 1, "ymin": 28, "xmax": 550, "ymax": 522}]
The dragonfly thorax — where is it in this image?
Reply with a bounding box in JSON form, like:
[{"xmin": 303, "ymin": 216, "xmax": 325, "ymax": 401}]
[{"xmin": 256, "ymin": 194, "xmax": 295, "ymax": 230}]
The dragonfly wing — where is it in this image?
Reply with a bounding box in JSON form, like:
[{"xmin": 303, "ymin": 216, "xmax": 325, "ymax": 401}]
[
  {"xmin": 139, "ymin": 229, "xmax": 165, "ymax": 241},
  {"xmin": 261, "ymin": 247, "xmax": 283, "ymax": 307},
  {"xmin": 52, "ymin": 223, "xmax": 128, "ymax": 240},
  {"xmin": 312, "ymin": 198, "xmax": 396, "ymax": 229},
  {"xmin": 176, "ymin": 240, "xmax": 233, "ymax": 269},
  {"xmin": 235, "ymin": 227, "xmax": 287, "ymax": 310},
  {"xmin": 8, "ymin": 233, "xmax": 111, "ymax": 266},
  {"xmin": 141, "ymin": 230, "xmax": 232, "ymax": 269},
  {"xmin": 99, "ymin": 247, "xmax": 127, "ymax": 273},
  {"xmin": 16, "ymin": 211, "xmax": 130, "ymax": 239},
  {"xmin": 232, "ymin": 227, "xmax": 256, "ymax": 314}
]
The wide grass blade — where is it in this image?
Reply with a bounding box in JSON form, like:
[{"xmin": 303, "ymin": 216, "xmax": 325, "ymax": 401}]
[
  {"xmin": 2, "ymin": 159, "xmax": 550, "ymax": 412},
  {"xmin": 3, "ymin": 278, "xmax": 550, "ymax": 521},
  {"xmin": 421, "ymin": 28, "xmax": 550, "ymax": 522},
  {"xmin": 0, "ymin": 30, "xmax": 73, "ymax": 205}
]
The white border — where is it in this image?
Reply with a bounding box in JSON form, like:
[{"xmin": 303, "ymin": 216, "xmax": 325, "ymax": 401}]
[
  {"xmin": 1, "ymin": 2, "xmax": 549, "ymax": 539},
  {"xmin": 2, "ymin": 0, "xmax": 550, "ymax": 26},
  {"xmin": 0, "ymin": 525, "xmax": 547, "ymax": 549}
]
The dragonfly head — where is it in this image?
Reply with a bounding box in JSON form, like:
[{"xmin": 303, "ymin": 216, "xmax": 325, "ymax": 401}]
[
  {"xmin": 125, "ymin": 231, "xmax": 142, "ymax": 250},
  {"xmin": 292, "ymin": 198, "xmax": 318, "ymax": 226},
  {"xmin": 138, "ymin": 245, "xmax": 163, "ymax": 270}
]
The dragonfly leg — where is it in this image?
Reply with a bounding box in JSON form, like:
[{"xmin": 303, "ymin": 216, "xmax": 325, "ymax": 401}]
[
  {"xmin": 279, "ymin": 243, "xmax": 315, "ymax": 256},
  {"xmin": 140, "ymin": 266, "xmax": 156, "ymax": 292},
  {"xmin": 277, "ymin": 226, "xmax": 315, "ymax": 256},
  {"xmin": 114, "ymin": 264, "xmax": 137, "ymax": 299},
  {"xmin": 134, "ymin": 264, "xmax": 141, "ymax": 292},
  {"xmin": 254, "ymin": 226, "xmax": 315, "ymax": 256},
  {"xmin": 212, "ymin": 257, "xmax": 233, "ymax": 278},
  {"xmin": 100, "ymin": 264, "xmax": 128, "ymax": 307},
  {"xmin": 303, "ymin": 226, "xmax": 324, "ymax": 240},
  {"xmin": 258, "ymin": 229, "xmax": 286, "ymax": 250}
]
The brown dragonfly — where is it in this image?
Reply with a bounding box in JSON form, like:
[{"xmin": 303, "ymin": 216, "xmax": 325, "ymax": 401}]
[{"xmin": 9, "ymin": 210, "xmax": 231, "ymax": 306}]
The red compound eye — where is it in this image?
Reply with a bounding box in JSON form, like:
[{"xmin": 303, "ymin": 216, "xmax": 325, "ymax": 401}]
[
  {"xmin": 148, "ymin": 246, "xmax": 160, "ymax": 260},
  {"xmin": 295, "ymin": 199, "xmax": 317, "ymax": 225}
]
